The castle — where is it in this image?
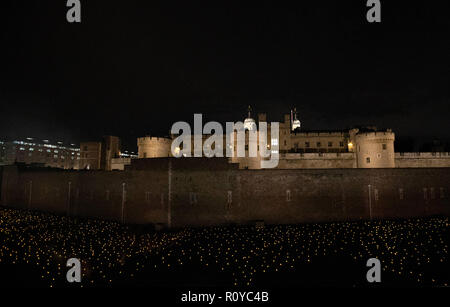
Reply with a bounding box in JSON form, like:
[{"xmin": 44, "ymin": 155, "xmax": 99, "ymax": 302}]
[
  {"xmin": 0, "ymin": 108, "xmax": 449, "ymax": 228},
  {"xmin": 136, "ymin": 108, "xmax": 450, "ymax": 170},
  {"xmin": 2, "ymin": 108, "xmax": 449, "ymax": 171}
]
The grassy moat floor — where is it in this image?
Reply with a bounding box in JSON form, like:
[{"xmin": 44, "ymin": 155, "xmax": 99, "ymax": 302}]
[{"xmin": 0, "ymin": 207, "xmax": 448, "ymax": 288}]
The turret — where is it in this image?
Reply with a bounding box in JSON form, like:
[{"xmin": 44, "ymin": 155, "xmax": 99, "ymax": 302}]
[
  {"xmin": 291, "ymin": 107, "xmax": 301, "ymax": 131},
  {"xmin": 354, "ymin": 129, "xmax": 395, "ymax": 168},
  {"xmin": 243, "ymin": 105, "xmax": 256, "ymax": 131},
  {"xmin": 137, "ymin": 136, "xmax": 172, "ymax": 158}
]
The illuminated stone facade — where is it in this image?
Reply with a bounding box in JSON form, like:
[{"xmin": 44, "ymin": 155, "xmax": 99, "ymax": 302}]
[
  {"xmin": 137, "ymin": 111, "xmax": 450, "ymax": 169},
  {"xmin": 136, "ymin": 112, "xmax": 414, "ymax": 169}
]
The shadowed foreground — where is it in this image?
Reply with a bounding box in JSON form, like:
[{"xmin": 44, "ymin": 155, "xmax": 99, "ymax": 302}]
[{"xmin": 0, "ymin": 207, "xmax": 448, "ymax": 288}]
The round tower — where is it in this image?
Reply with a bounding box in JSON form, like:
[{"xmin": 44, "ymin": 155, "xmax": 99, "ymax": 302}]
[
  {"xmin": 355, "ymin": 130, "xmax": 395, "ymax": 168},
  {"xmin": 137, "ymin": 136, "xmax": 172, "ymax": 158}
]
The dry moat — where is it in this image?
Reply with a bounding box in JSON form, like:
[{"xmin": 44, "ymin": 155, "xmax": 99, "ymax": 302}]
[{"xmin": 0, "ymin": 207, "xmax": 448, "ymax": 288}]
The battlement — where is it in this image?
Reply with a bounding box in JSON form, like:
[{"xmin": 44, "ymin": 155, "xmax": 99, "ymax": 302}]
[
  {"xmin": 283, "ymin": 152, "xmax": 354, "ymax": 159},
  {"xmin": 395, "ymin": 152, "xmax": 450, "ymax": 168},
  {"xmin": 355, "ymin": 131, "xmax": 395, "ymax": 141},
  {"xmin": 137, "ymin": 136, "xmax": 172, "ymax": 158},
  {"xmin": 291, "ymin": 131, "xmax": 348, "ymax": 137},
  {"xmin": 137, "ymin": 136, "xmax": 172, "ymax": 144},
  {"xmin": 396, "ymin": 152, "xmax": 450, "ymax": 158}
]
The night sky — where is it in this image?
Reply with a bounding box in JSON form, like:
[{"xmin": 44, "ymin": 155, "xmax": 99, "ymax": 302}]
[{"xmin": 0, "ymin": 1, "xmax": 449, "ymax": 150}]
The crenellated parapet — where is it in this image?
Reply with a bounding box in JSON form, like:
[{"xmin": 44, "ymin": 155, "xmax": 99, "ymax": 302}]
[
  {"xmin": 354, "ymin": 129, "xmax": 395, "ymax": 168},
  {"xmin": 137, "ymin": 136, "xmax": 172, "ymax": 158}
]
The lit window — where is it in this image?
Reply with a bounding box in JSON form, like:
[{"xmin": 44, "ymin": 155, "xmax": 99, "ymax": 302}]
[{"xmin": 271, "ymin": 139, "xmax": 278, "ymax": 146}]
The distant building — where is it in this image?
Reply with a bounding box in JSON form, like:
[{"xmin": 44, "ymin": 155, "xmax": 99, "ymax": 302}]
[
  {"xmin": 79, "ymin": 136, "xmax": 136, "ymax": 170},
  {"xmin": 0, "ymin": 139, "xmax": 80, "ymax": 169},
  {"xmin": 101, "ymin": 136, "xmax": 121, "ymax": 171},
  {"xmin": 79, "ymin": 141, "xmax": 102, "ymax": 170}
]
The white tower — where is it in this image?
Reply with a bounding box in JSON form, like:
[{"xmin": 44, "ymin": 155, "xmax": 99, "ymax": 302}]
[
  {"xmin": 291, "ymin": 107, "xmax": 301, "ymax": 131},
  {"xmin": 243, "ymin": 105, "xmax": 256, "ymax": 131}
]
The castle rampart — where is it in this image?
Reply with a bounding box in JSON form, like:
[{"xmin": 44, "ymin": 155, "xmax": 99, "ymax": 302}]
[
  {"xmin": 1, "ymin": 162, "xmax": 448, "ymax": 227},
  {"xmin": 395, "ymin": 152, "xmax": 450, "ymax": 168}
]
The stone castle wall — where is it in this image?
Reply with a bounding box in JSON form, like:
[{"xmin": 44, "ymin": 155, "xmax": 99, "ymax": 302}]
[
  {"xmin": 395, "ymin": 152, "xmax": 450, "ymax": 168},
  {"xmin": 231, "ymin": 152, "xmax": 450, "ymax": 169},
  {"xmin": 1, "ymin": 161, "xmax": 449, "ymax": 227},
  {"xmin": 277, "ymin": 153, "xmax": 356, "ymax": 169}
]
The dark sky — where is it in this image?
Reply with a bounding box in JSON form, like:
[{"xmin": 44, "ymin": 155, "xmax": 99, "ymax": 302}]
[{"xmin": 0, "ymin": 1, "xmax": 449, "ymax": 150}]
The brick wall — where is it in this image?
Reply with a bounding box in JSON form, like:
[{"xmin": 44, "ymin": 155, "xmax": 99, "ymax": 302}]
[{"xmin": 1, "ymin": 162, "xmax": 449, "ymax": 227}]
